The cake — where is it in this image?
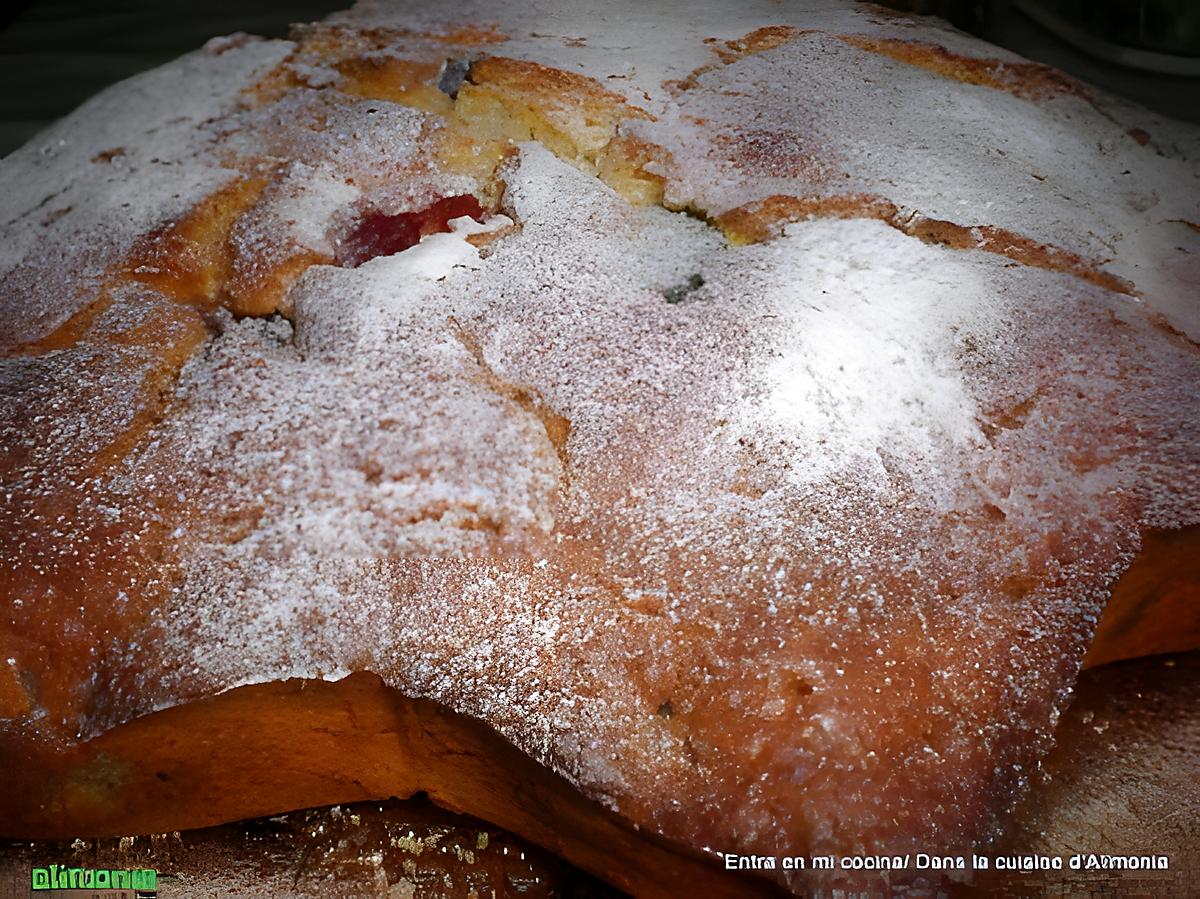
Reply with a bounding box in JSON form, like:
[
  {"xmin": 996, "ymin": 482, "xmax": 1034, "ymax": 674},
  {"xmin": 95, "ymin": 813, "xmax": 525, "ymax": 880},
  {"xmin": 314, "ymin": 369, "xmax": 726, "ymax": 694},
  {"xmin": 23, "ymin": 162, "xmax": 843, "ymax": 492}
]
[{"xmin": 1, "ymin": 1, "xmax": 1197, "ymax": 895}]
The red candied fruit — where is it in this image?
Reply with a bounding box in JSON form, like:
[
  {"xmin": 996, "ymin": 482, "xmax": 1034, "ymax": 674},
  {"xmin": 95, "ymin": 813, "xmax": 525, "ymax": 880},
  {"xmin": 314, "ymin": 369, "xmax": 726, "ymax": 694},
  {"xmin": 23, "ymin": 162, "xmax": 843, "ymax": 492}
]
[{"xmin": 336, "ymin": 195, "xmax": 485, "ymax": 268}]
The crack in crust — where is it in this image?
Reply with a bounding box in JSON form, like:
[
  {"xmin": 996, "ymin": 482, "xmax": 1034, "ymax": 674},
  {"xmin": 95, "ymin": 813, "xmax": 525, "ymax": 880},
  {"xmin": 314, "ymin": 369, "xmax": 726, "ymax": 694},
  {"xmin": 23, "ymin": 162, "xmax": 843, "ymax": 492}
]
[
  {"xmin": 716, "ymin": 193, "xmax": 1137, "ymax": 295},
  {"xmin": 449, "ymin": 317, "xmax": 572, "ymax": 490},
  {"xmin": 232, "ymin": 20, "xmax": 1151, "ymax": 308},
  {"xmin": 333, "ymin": 39, "xmax": 1138, "ymax": 297},
  {"xmin": 6, "ymin": 176, "xmax": 269, "ymax": 358},
  {"xmin": 838, "ymin": 34, "xmax": 1087, "ymax": 102},
  {"xmin": 667, "ymin": 26, "xmax": 815, "ymax": 93},
  {"xmin": 671, "ymin": 26, "xmax": 1086, "ymax": 104}
]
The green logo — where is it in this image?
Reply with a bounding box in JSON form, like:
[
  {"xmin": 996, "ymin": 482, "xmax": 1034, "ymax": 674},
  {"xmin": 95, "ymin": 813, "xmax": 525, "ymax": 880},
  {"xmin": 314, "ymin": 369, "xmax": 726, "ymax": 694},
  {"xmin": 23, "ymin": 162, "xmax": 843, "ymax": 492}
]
[{"xmin": 31, "ymin": 865, "xmax": 156, "ymax": 893}]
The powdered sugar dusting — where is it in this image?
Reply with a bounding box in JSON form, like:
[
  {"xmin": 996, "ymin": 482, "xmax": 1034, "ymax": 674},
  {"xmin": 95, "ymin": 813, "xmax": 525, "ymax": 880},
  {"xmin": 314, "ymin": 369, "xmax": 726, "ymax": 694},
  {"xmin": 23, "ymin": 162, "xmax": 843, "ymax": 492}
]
[
  {"xmin": 726, "ymin": 218, "xmax": 990, "ymax": 489},
  {"xmin": 627, "ymin": 30, "xmax": 1198, "ymax": 336},
  {"xmin": 1, "ymin": 3, "xmax": 1198, "ymax": 892},
  {"xmin": 0, "ymin": 37, "xmax": 294, "ymax": 346},
  {"xmin": 56, "ymin": 148, "xmax": 1198, "ymax": 875},
  {"xmin": 336, "ymin": 0, "xmax": 1198, "ymax": 338}
]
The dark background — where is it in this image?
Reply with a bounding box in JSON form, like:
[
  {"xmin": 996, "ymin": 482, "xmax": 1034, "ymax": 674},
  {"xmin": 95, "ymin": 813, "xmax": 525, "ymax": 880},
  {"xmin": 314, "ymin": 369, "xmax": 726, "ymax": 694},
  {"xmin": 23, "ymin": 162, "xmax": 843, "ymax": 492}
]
[
  {"xmin": 0, "ymin": 0, "xmax": 1198, "ymax": 158},
  {"xmin": 0, "ymin": 0, "xmax": 343, "ymax": 155}
]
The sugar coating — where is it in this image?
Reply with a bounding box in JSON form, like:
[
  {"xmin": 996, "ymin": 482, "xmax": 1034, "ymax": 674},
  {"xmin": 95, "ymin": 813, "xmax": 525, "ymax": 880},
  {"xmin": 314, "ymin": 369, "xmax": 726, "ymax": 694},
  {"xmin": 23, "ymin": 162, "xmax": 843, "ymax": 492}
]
[
  {"xmin": 218, "ymin": 88, "xmax": 478, "ymax": 308},
  {"xmin": 628, "ymin": 31, "xmax": 1200, "ymax": 336},
  {"xmin": 0, "ymin": 36, "xmax": 294, "ymax": 347},
  {"xmin": 54, "ymin": 148, "xmax": 1200, "ymax": 875},
  {"xmin": 0, "ymin": 2, "xmax": 1198, "ymax": 892},
  {"xmin": 339, "ymin": 0, "xmax": 1199, "ymax": 338}
]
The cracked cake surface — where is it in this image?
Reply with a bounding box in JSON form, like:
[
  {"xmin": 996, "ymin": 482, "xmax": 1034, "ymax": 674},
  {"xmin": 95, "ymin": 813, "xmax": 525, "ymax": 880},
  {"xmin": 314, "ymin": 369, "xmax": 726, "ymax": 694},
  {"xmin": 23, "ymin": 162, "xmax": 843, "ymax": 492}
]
[{"xmin": 1, "ymin": 1, "xmax": 1198, "ymax": 894}]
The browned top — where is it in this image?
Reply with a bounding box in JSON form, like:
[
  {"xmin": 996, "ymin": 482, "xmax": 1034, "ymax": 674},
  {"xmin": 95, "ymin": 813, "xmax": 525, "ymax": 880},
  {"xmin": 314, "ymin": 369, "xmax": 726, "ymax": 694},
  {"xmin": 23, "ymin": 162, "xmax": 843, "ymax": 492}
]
[{"xmin": 0, "ymin": 3, "xmax": 1197, "ymax": 896}]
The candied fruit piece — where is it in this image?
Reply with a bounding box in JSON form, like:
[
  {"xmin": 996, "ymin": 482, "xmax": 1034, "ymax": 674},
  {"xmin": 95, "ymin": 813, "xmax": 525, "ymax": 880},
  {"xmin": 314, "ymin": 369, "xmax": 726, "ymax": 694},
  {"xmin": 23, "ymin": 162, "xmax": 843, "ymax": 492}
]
[{"xmin": 336, "ymin": 194, "xmax": 484, "ymax": 267}]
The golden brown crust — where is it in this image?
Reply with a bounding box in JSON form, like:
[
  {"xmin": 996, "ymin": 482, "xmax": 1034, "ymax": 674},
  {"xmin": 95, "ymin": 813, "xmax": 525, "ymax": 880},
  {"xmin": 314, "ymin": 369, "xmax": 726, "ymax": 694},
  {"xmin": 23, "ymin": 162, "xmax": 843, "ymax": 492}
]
[
  {"xmin": 838, "ymin": 35, "xmax": 1086, "ymax": 101},
  {"xmin": 668, "ymin": 27, "xmax": 815, "ymax": 93},
  {"xmin": 716, "ymin": 193, "xmax": 1137, "ymax": 294},
  {"xmin": 1, "ymin": 5, "xmax": 1198, "ymax": 896},
  {"xmin": 0, "ymin": 673, "xmax": 775, "ymax": 897},
  {"xmin": 1087, "ymin": 527, "xmax": 1200, "ymax": 668}
]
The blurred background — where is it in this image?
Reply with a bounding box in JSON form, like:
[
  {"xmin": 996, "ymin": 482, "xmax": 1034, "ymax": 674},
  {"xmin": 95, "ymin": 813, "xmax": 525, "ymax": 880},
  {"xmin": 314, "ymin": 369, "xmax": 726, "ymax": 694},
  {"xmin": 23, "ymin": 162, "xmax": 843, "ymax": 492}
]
[
  {"xmin": 0, "ymin": 0, "xmax": 344, "ymax": 155},
  {"xmin": 892, "ymin": 0, "xmax": 1200, "ymax": 119},
  {"xmin": 1, "ymin": 0, "xmax": 1198, "ymax": 154}
]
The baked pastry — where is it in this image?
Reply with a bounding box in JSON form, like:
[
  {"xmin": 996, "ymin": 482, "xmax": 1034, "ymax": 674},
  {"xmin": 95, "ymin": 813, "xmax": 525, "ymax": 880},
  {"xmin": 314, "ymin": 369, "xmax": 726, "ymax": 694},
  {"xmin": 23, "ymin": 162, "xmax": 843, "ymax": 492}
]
[
  {"xmin": 1, "ymin": 1, "xmax": 1197, "ymax": 895},
  {"xmin": 3, "ymin": 653, "xmax": 1191, "ymax": 897}
]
